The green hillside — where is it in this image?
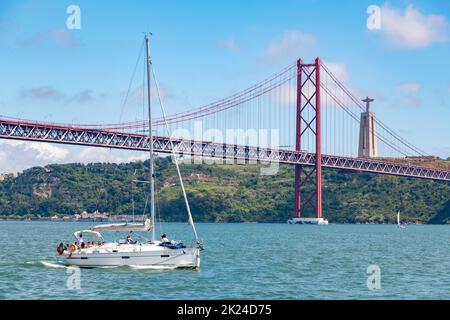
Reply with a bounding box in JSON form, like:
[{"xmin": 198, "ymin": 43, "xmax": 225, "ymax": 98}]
[{"xmin": 0, "ymin": 157, "xmax": 449, "ymax": 223}]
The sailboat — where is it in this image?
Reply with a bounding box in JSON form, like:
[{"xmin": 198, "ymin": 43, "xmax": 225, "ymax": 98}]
[
  {"xmin": 56, "ymin": 33, "xmax": 202, "ymax": 268},
  {"xmin": 396, "ymin": 211, "xmax": 406, "ymax": 229}
]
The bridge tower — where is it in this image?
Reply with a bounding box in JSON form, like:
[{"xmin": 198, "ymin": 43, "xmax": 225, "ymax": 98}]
[
  {"xmin": 291, "ymin": 58, "xmax": 327, "ymax": 225},
  {"xmin": 358, "ymin": 97, "xmax": 377, "ymax": 158}
]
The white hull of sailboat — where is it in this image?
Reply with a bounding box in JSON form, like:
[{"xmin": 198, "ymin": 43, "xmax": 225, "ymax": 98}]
[{"xmin": 65, "ymin": 244, "xmax": 200, "ymax": 269}]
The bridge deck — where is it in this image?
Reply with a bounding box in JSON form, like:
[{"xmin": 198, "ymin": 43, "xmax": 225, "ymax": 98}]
[{"xmin": 1, "ymin": 119, "xmax": 449, "ymax": 181}]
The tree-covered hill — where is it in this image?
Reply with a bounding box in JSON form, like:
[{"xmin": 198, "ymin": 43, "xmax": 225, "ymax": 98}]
[{"xmin": 0, "ymin": 157, "xmax": 449, "ymax": 223}]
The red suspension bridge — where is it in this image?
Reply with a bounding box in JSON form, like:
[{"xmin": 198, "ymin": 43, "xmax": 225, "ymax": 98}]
[{"xmin": 1, "ymin": 57, "xmax": 449, "ymax": 220}]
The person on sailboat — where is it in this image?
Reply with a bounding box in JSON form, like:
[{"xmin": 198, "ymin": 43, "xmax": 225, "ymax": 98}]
[
  {"xmin": 126, "ymin": 232, "xmax": 137, "ymax": 244},
  {"xmin": 161, "ymin": 234, "xmax": 169, "ymax": 243},
  {"xmin": 77, "ymin": 233, "xmax": 84, "ymax": 247}
]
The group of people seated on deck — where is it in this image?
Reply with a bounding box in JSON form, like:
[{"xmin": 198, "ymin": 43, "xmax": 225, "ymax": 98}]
[
  {"xmin": 122, "ymin": 232, "xmax": 172, "ymax": 245},
  {"xmin": 76, "ymin": 232, "xmax": 177, "ymax": 248},
  {"xmin": 122, "ymin": 232, "xmax": 170, "ymax": 245},
  {"xmin": 76, "ymin": 233, "xmax": 105, "ymax": 249}
]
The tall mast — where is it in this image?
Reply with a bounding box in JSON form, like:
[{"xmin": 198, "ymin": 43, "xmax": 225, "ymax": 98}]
[{"xmin": 145, "ymin": 33, "xmax": 156, "ymax": 243}]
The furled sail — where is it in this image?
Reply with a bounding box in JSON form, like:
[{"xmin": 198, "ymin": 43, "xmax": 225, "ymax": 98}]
[{"xmin": 91, "ymin": 218, "xmax": 152, "ymax": 232}]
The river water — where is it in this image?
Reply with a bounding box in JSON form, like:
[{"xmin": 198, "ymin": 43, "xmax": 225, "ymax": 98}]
[{"xmin": 0, "ymin": 221, "xmax": 449, "ymax": 299}]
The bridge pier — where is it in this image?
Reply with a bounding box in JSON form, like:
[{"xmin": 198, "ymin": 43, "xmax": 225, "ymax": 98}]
[{"xmin": 293, "ymin": 57, "xmax": 324, "ymax": 222}]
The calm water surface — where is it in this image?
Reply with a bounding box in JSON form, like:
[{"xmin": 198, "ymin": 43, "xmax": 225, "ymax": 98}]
[{"xmin": 0, "ymin": 221, "xmax": 449, "ymax": 299}]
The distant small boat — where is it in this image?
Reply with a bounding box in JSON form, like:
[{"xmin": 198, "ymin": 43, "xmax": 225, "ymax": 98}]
[{"xmin": 397, "ymin": 211, "xmax": 406, "ymax": 229}]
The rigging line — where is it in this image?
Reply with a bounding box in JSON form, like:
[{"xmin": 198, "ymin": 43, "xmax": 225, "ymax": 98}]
[
  {"xmin": 142, "ymin": 191, "xmax": 150, "ymax": 220},
  {"xmin": 153, "ymin": 173, "xmax": 164, "ymax": 237},
  {"xmin": 142, "ymin": 54, "xmax": 146, "ymax": 133},
  {"xmin": 131, "ymin": 177, "xmax": 135, "ymax": 222},
  {"xmin": 321, "ymin": 63, "xmax": 427, "ymax": 156},
  {"xmin": 118, "ymin": 39, "xmax": 145, "ymax": 124},
  {"xmin": 151, "ymin": 64, "xmax": 201, "ymax": 245}
]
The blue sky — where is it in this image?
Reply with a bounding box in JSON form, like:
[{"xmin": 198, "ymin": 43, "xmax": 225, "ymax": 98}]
[{"xmin": 0, "ymin": 0, "xmax": 449, "ymax": 173}]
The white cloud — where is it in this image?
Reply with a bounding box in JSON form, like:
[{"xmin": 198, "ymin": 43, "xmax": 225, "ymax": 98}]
[
  {"xmin": 24, "ymin": 142, "xmax": 69, "ymax": 161},
  {"xmin": 19, "ymin": 86, "xmax": 66, "ymax": 101},
  {"xmin": 77, "ymin": 147, "xmax": 136, "ymax": 164},
  {"xmin": 77, "ymin": 148, "xmax": 112, "ymax": 163},
  {"xmin": 127, "ymin": 154, "xmax": 148, "ymax": 162},
  {"xmin": 397, "ymin": 82, "xmax": 421, "ymax": 94},
  {"xmin": 0, "ymin": 140, "xmax": 24, "ymax": 147},
  {"xmin": 262, "ymin": 30, "xmax": 316, "ymax": 63},
  {"xmin": 321, "ymin": 61, "xmax": 384, "ymax": 106},
  {"xmin": 0, "ymin": 140, "xmax": 149, "ymax": 174},
  {"xmin": 74, "ymin": 147, "xmax": 148, "ymax": 165},
  {"xmin": 396, "ymin": 82, "xmax": 422, "ymax": 107},
  {"xmin": 273, "ymin": 61, "xmax": 376, "ymax": 109},
  {"xmin": 0, "ymin": 141, "xmax": 69, "ymax": 173},
  {"xmin": 267, "ymin": 61, "xmax": 348, "ymax": 107},
  {"xmin": 71, "ymin": 89, "xmax": 94, "ymax": 104},
  {"xmin": 270, "ymin": 83, "xmax": 296, "ymax": 107},
  {"xmin": 125, "ymin": 84, "xmax": 174, "ymax": 107},
  {"xmin": 23, "ymin": 28, "xmax": 79, "ymax": 48},
  {"xmin": 18, "ymin": 86, "xmax": 99, "ymax": 105},
  {"xmin": 0, "ymin": 140, "xmax": 69, "ymax": 161},
  {"xmin": 375, "ymin": 4, "xmax": 449, "ymax": 49},
  {"xmin": 323, "ymin": 61, "xmax": 349, "ymax": 83},
  {"xmin": 218, "ymin": 35, "xmax": 239, "ymax": 52}
]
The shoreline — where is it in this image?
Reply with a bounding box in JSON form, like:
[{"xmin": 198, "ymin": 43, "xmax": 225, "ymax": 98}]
[{"xmin": 0, "ymin": 218, "xmax": 447, "ymax": 225}]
